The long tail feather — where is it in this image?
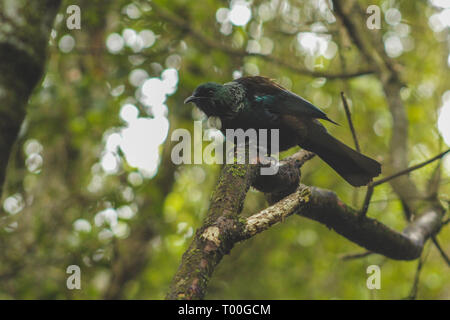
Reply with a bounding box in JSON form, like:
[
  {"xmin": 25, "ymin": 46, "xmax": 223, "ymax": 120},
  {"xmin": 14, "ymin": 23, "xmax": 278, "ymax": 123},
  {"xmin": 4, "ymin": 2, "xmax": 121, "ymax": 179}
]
[{"xmin": 301, "ymin": 121, "xmax": 381, "ymax": 187}]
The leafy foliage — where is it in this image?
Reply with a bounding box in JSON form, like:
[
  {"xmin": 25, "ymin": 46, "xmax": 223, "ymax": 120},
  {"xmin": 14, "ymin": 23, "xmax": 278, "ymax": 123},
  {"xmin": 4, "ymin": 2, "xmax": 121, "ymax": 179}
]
[{"xmin": 0, "ymin": 0, "xmax": 449, "ymax": 299}]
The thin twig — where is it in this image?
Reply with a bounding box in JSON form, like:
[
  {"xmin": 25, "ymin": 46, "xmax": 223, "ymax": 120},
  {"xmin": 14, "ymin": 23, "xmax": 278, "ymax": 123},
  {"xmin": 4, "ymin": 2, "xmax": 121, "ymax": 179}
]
[
  {"xmin": 360, "ymin": 184, "xmax": 374, "ymax": 217},
  {"xmin": 368, "ymin": 195, "xmax": 449, "ymax": 204},
  {"xmin": 406, "ymin": 254, "xmax": 425, "ymax": 299},
  {"xmin": 431, "ymin": 236, "xmax": 450, "ymax": 267},
  {"xmin": 340, "ymin": 92, "xmax": 360, "ymax": 152},
  {"xmin": 340, "ymin": 251, "xmax": 373, "ymax": 261},
  {"xmin": 372, "ymin": 149, "xmax": 450, "ymax": 187},
  {"xmin": 359, "ymin": 149, "xmax": 450, "ymax": 217}
]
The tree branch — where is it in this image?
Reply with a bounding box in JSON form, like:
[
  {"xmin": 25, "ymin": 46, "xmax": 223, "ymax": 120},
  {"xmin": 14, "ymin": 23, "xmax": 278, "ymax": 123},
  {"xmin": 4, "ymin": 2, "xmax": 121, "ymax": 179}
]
[
  {"xmin": 0, "ymin": 0, "xmax": 62, "ymax": 200},
  {"xmin": 165, "ymin": 163, "xmax": 258, "ymax": 300},
  {"xmin": 166, "ymin": 1, "xmax": 448, "ymax": 300},
  {"xmin": 241, "ymin": 185, "xmax": 311, "ymax": 239},
  {"xmin": 297, "ymin": 186, "xmax": 444, "ymax": 260},
  {"xmin": 167, "ymin": 149, "xmax": 446, "ymax": 299}
]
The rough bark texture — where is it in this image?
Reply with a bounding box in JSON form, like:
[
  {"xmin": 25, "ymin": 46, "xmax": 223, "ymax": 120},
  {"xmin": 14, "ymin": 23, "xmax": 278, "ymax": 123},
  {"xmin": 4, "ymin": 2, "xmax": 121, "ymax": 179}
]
[
  {"xmin": 299, "ymin": 187, "xmax": 443, "ymax": 260},
  {"xmin": 165, "ymin": 163, "xmax": 258, "ymax": 300},
  {"xmin": 0, "ymin": 0, "xmax": 61, "ymax": 198}
]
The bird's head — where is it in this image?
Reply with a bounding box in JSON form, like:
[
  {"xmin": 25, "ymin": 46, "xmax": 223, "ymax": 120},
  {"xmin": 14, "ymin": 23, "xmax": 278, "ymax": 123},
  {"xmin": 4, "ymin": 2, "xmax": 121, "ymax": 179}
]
[{"xmin": 184, "ymin": 82, "xmax": 226, "ymax": 117}]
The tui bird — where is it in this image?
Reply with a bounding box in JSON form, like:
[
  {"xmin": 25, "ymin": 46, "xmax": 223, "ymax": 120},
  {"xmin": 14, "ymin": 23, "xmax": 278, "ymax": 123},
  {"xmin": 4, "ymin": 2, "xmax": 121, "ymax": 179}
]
[{"xmin": 184, "ymin": 76, "xmax": 381, "ymax": 186}]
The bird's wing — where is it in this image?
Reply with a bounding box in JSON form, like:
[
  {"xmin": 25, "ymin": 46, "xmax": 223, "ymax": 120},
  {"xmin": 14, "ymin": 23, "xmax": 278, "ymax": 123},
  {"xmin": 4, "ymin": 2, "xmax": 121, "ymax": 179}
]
[{"xmin": 234, "ymin": 76, "xmax": 335, "ymax": 123}]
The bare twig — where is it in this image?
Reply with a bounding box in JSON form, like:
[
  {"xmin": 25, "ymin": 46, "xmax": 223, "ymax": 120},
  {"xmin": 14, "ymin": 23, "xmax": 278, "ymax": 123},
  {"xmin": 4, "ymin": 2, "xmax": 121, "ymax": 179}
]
[
  {"xmin": 373, "ymin": 149, "xmax": 450, "ymax": 187},
  {"xmin": 431, "ymin": 236, "xmax": 450, "ymax": 267},
  {"xmin": 340, "ymin": 92, "xmax": 360, "ymax": 152},
  {"xmin": 406, "ymin": 253, "xmax": 426, "ymax": 300},
  {"xmin": 426, "ymin": 162, "xmax": 442, "ymax": 199},
  {"xmin": 340, "ymin": 251, "xmax": 373, "ymax": 261},
  {"xmin": 360, "ymin": 149, "xmax": 450, "ymax": 217},
  {"xmin": 360, "ymin": 183, "xmax": 374, "ymax": 217}
]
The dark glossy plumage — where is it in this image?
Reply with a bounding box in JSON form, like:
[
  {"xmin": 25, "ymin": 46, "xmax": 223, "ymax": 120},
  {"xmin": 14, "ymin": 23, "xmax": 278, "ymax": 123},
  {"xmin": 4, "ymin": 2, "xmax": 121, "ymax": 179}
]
[
  {"xmin": 185, "ymin": 76, "xmax": 381, "ymax": 186},
  {"xmin": 234, "ymin": 76, "xmax": 338, "ymax": 124}
]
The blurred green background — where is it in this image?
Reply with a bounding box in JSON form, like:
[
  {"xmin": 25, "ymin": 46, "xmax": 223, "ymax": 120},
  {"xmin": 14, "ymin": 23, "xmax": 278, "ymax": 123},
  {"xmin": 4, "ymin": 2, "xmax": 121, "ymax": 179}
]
[{"xmin": 0, "ymin": 0, "xmax": 449, "ymax": 299}]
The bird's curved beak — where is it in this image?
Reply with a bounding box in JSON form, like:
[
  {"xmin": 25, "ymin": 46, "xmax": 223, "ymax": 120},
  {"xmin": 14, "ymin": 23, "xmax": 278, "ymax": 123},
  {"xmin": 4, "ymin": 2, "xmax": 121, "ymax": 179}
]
[{"xmin": 184, "ymin": 96, "xmax": 197, "ymax": 104}]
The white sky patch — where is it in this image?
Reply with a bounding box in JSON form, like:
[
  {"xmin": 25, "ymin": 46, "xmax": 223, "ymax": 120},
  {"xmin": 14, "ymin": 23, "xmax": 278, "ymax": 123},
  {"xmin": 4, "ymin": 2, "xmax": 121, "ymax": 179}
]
[
  {"xmin": 95, "ymin": 208, "xmax": 118, "ymax": 227},
  {"xmin": 297, "ymin": 32, "xmax": 332, "ymax": 57},
  {"xmin": 97, "ymin": 69, "xmax": 177, "ymax": 181},
  {"xmin": 129, "ymin": 69, "xmax": 149, "ymax": 87},
  {"xmin": 437, "ymin": 90, "xmax": 450, "ymax": 146},
  {"xmin": 124, "ymin": 3, "xmax": 141, "ymax": 19},
  {"xmin": 140, "ymin": 68, "xmax": 178, "ymax": 115},
  {"xmin": 120, "ymin": 103, "xmax": 139, "ymax": 123},
  {"xmin": 106, "ymin": 33, "xmax": 124, "ymax": 53},
  {"xmin": 3, "ymin": 193, "xmax": 25, "ymax": 215},
  {"xmin": 233, "ymin": 70, "xmax": 243, "ymax": 79},
  {"xmin": 430, "ymin": 0, "xmax": 450, "ymax": 8},
  {"xmin": 385, "ymin": 8, "xmax": 402, "ymax": 26},
  {"xmin": 122, "ymin": 28, "xmax": 137, "ymax": 46},
  {"xmin": 216, "ymin": 7, "xmax": 230, "ymax": 23},
  {"xmin": 107, "ymin": 28, "xmax": 155, "ymax": 54},
  {"xmin": 128, "ymin": 171, "xmax": 143, "ymax": 186},
  {"xmin": 24, "ymin": 139, "xmax": 43, "ymax": 156},
  {"xmin": 59, "ymin": 34, "xmax": 75, "ymax": 53},
  {"xmin": 229, "ymin": 1, "xmax": 252, "ymax": 26},
  {"xmin": 117, "ymin": 205, "xmax": 136, "ymax": 220},
  {"xmin": 122, "ymin": 28, "xmax": 144, "ymax": 53},
  {"xmin": 139, "ymin": 30, "xmax": 156, "ymax": 48},
  {"xmin": 141, "ymin": 78, "xmax": 167, "ymax": 107},
  {"xmin": 105, "ymin": 132, "xmax": 122, "ymax": 152},
  {"xmin": 161, "ymin": 68, "xmax": 179, "ymax": 95},
  {"xmin": 26, "ymin": 153, "xmax": 43, "ymax": 173},
  {"xmin": 384, "ymin": 35, "xmax": 403, "ymax": 58},
  {"xmin": 112, "ymin": 222, "xmax": 130, "ymax": 238},
  {"xmin": 73, "ymin": 219, "xmax": 92, "ymax": 233},
  {"xmin": 101, "ymin": 115, "xmax": 169, "ymax": 177},
  {"xmin": 429, "ymin": 8, "xmax": 450, "ymax": 32},
  {"xmin": 440, "ymin": 8, "xmax": 450, "ymax": 26},
  {"xmin": 100, "ymin": 152, "xmax": 119, "ymax": 174},
  {"xmin": 119, "ymin": 117, "xmax": 169, "ymax": 178}
]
